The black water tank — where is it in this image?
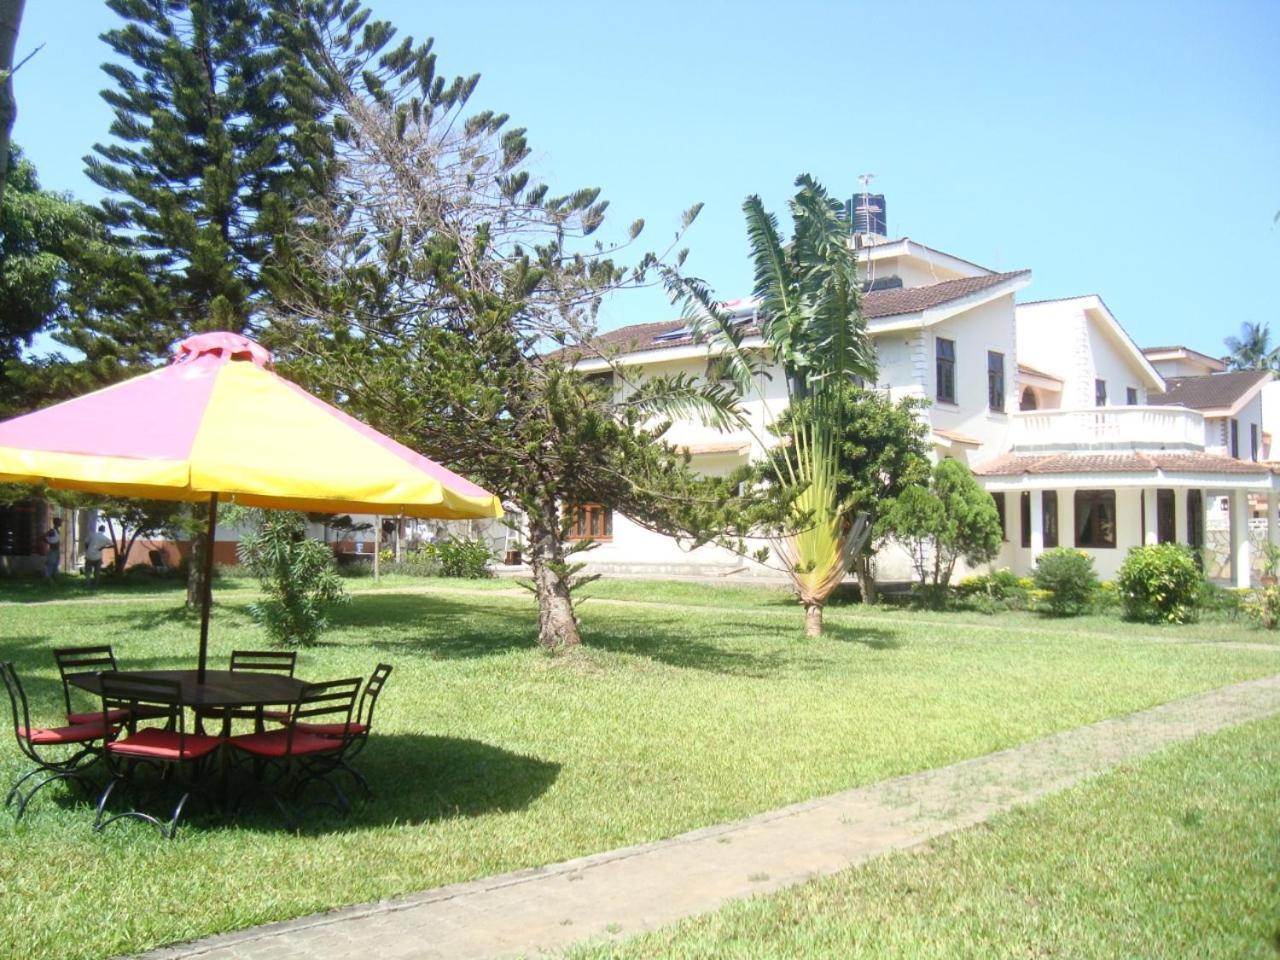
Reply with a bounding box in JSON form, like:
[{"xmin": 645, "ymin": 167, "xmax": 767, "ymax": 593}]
[{"xmin": 844, "ymin": 193, "xmax": 887, "ymax": 235}]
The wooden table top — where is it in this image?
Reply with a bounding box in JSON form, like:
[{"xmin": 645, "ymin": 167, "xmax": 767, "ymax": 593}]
[{"xmin": 68, "ymin": 669, "xmax": 307, "ymax": 709}]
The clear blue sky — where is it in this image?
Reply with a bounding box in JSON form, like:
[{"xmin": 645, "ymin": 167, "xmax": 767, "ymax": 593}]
[{"xmin": 12, "ymin": 0, "xmax": 1279, "ymax": 356}]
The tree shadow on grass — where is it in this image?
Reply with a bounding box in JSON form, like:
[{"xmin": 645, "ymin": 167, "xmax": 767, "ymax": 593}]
[
  {"xmin": 227, "ymin": 734, "xmax": 560, "ymax": 835},
  {"xmin": 821, "ymin": 623, "xmax": 904, "ymax": 650}
]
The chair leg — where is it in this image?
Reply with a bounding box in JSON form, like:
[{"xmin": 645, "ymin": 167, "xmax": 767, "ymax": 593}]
[
  {"xmin": 12, "ymin": 770, "xmax": 86, "ymax": 821},
  {"xmin": 93, "ymin": 775, "xmax": 124, "ymax": 831}
]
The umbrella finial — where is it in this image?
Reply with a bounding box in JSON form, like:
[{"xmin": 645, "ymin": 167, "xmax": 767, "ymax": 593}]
[{"xmin": 173, "ymin": 332, "xmax": 274, "ymax": 369}]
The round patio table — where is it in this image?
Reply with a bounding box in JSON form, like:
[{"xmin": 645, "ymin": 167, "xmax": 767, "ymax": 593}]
[{"xmin": 68, "ymin": 669, "xmax": 308, "ymax": 735}]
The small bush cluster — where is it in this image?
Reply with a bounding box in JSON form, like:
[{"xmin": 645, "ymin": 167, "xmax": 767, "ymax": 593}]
[
  {"xmin": 434, "ymin": 537, "xmax": 494, "ymax": 578},
  {"xmin": 954, "ymin": 569, "xmax": 1031, "ymax": 613},
  {"xmin": 1116, "ymin": 544, "xmax": 1201, "ymax": 624},
  {"xmin": 237, "ymin": 511, "xmax": 348, "ymax": 647},
  {"xmin": 1244, "ymin": 585, "xmax": 1280, "ymax": 629},
  {"xmin": 1032, "ymin": 547, "xmax": 1099, "ymax": 616}
]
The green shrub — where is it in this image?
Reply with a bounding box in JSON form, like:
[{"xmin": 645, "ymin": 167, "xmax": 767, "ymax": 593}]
[
  {"xmin": 1094, "ymin": 580, "xmax": 1121, "ymax": 612},
  {"xmin": 1198, "ymin": 582, "xmax": 1247, "ymax": 620},
  {"xmin": 1245, "ymin": 585, "xmax": 1280, "ymax": 629},
  {"xmin": 955, "ymin": 569, "xmax": 1029, "ymax": 612},
  {"xmin": 1117, "ymin": 544, "xmax": 1202, "ymax": 624},
  {"xmin": 384, "ymin": 550, "xmax": 444, "ymax": 578},
  {"xmin": 435, "ymin": 537, "xmax": 494, "ymax": 579},
  {"xmin": 908, "ymin": 583, "xmax": 952, "ymax": 610},
  {"xmin": 1032, "ymin": 548, "xmax": 1098, "ymax": 616},
  {"xmin": 236, "ymin": 511, "xmax": 349, "ymax": 646}
]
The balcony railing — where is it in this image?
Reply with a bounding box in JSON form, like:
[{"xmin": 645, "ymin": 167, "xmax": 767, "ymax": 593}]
[{"xmin": 1010, "ymin": 406, "xmax": 1205, "ymax": 452}]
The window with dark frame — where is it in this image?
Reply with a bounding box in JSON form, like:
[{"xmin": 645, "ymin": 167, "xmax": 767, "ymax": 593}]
[
  {"xmin": 1230, "ymin": 419, "xmax": 1240, "ymax": 458},
  {"xmin": 1251, "ymin": 423, "xmax": 1259, "ymax": 461},
  {"xmin": 567, "ymin": 504, "xmax": 613, "ymax": 541},
  {"xmin": 991, "ymin": 493, "xmax": 1007, "ymax": 541},
  {"xmin": 1156, "ymin": 489, "xmax": 1175, "ymax": 544},
  {"xmin": 1019, "ymin": 491, "xmax": 1058, "ymax": 548},
  {"xmin": 1074, "ymin": 489, "xmax": 1117, "ymax": 548},
  {"xmin": 936, "ymin": 337, "xmax": 956, "ymax": 404},
  {"xmin": 1094, "ymin": 379, "xmax": 1107, "ymax": 406},
  {"xmin": 987, "ymin": 351, "xmax": 1005, "ymax": 411},
  {"xmin": 1043, "ymin": 491, "xmax": 1059, "ymax": 548},
  {"xmin": 1126, "ymin": 387, "xmax": 1138, "ymax": 405}
]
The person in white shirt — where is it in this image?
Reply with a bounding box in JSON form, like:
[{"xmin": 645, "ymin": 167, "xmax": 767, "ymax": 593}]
[{"xmin": 84, "ymin": 524, "xmax": 114, "ymax": 588}]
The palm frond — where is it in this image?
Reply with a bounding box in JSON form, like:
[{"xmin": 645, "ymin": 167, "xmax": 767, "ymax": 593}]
[
  {"xmin": 618, "ymin": 372, "xmax": 749, "ymax": 432},
  {"xmin": 659, "ymin": 267, "xmax": 766, "ymax": 395}
]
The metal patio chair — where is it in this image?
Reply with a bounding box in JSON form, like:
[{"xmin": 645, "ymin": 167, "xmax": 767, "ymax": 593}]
[
  {"xmin": 1, "ymin": 661, "xmax": 114, "ymax": 821},
  {"xmin": 53, "ymin": 646, "xmax": 165, "ymax": 724},
  {"xmin": 288, "ymin": 663, "xmax": 392, "ymax": 796},
  {"xmin": 228, "ymin": 677, "xmax": 361, "ymax": 831},
  {"xmin": 93, "ymin": 673, "xmax": 223, "ymax": 839}
]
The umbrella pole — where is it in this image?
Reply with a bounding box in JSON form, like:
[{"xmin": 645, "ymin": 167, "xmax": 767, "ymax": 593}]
[{"xmin": 197, "ymin": 493, "xmax": 218, "ymax": 684}]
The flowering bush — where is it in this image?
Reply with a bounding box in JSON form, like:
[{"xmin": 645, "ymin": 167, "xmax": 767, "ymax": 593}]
[
  {"xmin": 1116, "ymin": 544, "xmax": 1201, "ymax": 624},
  {"xmin": 1032, "ymin": 548, "xmax": 1098, "ymax": 617}
]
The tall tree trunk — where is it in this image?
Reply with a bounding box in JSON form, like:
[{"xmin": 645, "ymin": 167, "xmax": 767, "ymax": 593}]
[
  {"xmin": 527, "ymin": 502, "xmax": 581, "ymax": 651},
  {"xmin": 804, "ymin": 600, "xmax": 824, "ymax": 638},
  {"xmin": 853, "ymin": 551, "xmax": 878, "ymax": 604},
  {"xmin": 186, "ymin": 503, "xmax": 209, "ymax": 609},
  {"xmin": 0, "ymin": 0, "xmax": 25, "ymax": 202}
]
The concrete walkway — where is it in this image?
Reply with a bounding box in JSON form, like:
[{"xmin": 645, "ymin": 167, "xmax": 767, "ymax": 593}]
[{"xmin": 138, "ymin": 673, "xmax": 1280, "ymax": 960}]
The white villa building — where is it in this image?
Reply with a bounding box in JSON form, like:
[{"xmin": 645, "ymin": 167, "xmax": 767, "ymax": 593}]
[{"xmin": 566, "ymin": 223, "xmax": 1280, "ymax": 588}]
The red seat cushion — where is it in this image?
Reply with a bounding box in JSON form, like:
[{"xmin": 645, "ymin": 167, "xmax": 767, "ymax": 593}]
[
  {"xmin": 67, "ymin": 708, "xmax": 131, "ymax": 726},
  {"xmin": 107, "ymin": 728, "xmax": 223, "ymax": 761},
  {"xmin": 229, "ymin": 729, "xmax": 343, "ymax": 758},
  {"xmin": 20, "ymin": 721, "xmax": 117, "ymax": 745},
  {"xmin": 289, "ymin": 721, "xmax": 368, "ymax": 738}
]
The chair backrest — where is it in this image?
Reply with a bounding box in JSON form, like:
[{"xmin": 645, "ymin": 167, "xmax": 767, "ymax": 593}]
[
  {"xmin": 99, "ymin": 672, "xmax": 182, "ymax": 740},
  {"xmin": 287, "ymin": 678, "xmax": 361, "ymax": 752},
  {"xmin": 229, "ymin": 650, "xmax": 297, "ymax": 676},
  {"xmin": 0, "ymin": 662, "xmax": 39, "ymax": 759},
  {"xmin": 53, "ymin": 645, "xmax": 118, "ymax": 717},
  {"xmin": 356, "ymin": 663, "xmax": 393, "ymax": 728}
]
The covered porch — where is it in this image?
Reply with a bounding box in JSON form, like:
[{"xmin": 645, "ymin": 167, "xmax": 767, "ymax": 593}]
[{"xmin": 976, "ymin": 452, "xmax": 1278, "ymax": 586}]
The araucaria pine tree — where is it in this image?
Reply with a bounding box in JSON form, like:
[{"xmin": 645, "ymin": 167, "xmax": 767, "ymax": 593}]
[
  {"xmin": 66, "ymin": 0, "xmax": 328, "ymax": 367},
  {"xmin": 266, "ymin": 1, "xmax": 757, "ymax": 651},
  {"xmin": 65, "ymin": 0, "xmax": 332, "ymax": 606}
]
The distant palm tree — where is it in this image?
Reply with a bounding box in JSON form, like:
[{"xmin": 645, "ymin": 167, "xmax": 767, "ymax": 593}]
[{"xmin": 1224, "ymin": 322, "xmax": 1277, "ymax": 371}]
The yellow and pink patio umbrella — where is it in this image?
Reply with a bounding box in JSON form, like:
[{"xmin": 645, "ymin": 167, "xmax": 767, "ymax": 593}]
[{"xmin": 0, "ymin": 332, "xmax": 502, "ymax": 680}]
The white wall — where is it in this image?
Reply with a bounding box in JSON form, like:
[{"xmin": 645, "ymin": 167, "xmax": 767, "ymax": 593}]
[
  {"xmin": 926, "ymin": 295, "xmax": 1018, "ymax": 458},
  {"xmin": 1263, "ymin": 381, "xmax": 1280, "ymax": 459},
  {"xmin": 1016, "ymin": 300, "xmax": 1152, "ymax": 409},
  {"xmin": 1148, "ymin": 356, "xmax": 1221, "ymax": 378},
  {"xmin": 1086, "ymin": 321, "xmax": 1147, "ymax": 406},
  {"xmin": 1204, "ymin": 392, "xmax": 1264, "ymax": 460}
]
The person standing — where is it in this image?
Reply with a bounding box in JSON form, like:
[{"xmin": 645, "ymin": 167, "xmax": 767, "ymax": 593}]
[
  {"xmin": 83, "ymin": 524, "xmax": 114, "ymax": 588},
  {"xmin": 42, "ymin": 516, "xmax": 63, "ymax": 579}
]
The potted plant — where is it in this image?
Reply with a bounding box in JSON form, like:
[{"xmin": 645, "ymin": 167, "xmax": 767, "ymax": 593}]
[{"xmin": 1261, "ymin": 542, "xmax": 1280, "ymax": 588}]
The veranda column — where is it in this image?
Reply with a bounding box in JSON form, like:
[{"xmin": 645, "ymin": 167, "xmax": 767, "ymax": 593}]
[
  {"xmin": 1029, "ymin": 489, "xmax": 1044, "ymax": 561},
  {"xmin": 1174, "ymin": 487, "xmax": 1188, "ymax": 546},
  {"xmin": 1142, "ymin": 487, "xmax": 1159, "ymax": 546},
  {"xmin": 1268, "ymin": 490, "xmax": 1279, "ymax": 549},
  {"xmin": 1230, "ymin": 487, "xmax": 1251, "ymax": 588}
]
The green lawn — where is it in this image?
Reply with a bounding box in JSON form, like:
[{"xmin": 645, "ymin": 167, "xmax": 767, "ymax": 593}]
[
  {"xmin": 573, "ymin": 713, "xmax": 1280, "ymax": 959},
  {"xmin": 0, "ymin": 580, "xmax": 1275, "ymax": 959}
]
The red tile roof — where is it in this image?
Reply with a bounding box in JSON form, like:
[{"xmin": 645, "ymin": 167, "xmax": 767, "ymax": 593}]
[
  {"xmin": 974, "ymin": 451, "xmax": 1272, "ymax": 478},
  {"xmin": 575, "ymin": 271, "xmax": 1030, "ymax": 356}
]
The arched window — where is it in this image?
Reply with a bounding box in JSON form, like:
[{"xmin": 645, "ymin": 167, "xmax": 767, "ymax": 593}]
[{"xmin": 1020, "ymin": 386, "xmax": 1038, "ymax": 411}]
